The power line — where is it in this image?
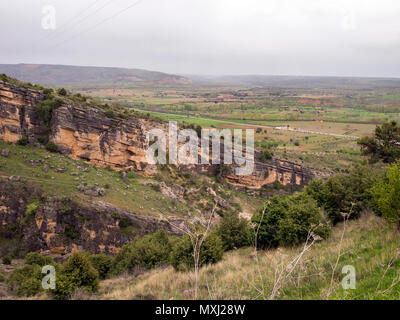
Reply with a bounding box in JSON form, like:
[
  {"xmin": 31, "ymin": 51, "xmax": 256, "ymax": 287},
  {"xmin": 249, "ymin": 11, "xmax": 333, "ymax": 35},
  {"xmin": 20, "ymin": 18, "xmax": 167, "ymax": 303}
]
[
  {"xmin": 43, "ymin": 0, "xmax": 103, "ymax": 40},
  {"xmin": 51, "ymin": 0, "xmax": 118, "ymax": 39},
  {"xmin": 51, "ymin": 0, "xmax": 144, "ymax": 49}
]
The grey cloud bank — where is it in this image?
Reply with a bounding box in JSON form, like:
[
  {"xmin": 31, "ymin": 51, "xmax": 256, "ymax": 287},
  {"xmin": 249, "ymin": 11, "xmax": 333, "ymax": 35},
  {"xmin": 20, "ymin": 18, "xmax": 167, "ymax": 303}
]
[{"xmin": 1, "ymin": 0, "xmax": 400, "ymax": 77}]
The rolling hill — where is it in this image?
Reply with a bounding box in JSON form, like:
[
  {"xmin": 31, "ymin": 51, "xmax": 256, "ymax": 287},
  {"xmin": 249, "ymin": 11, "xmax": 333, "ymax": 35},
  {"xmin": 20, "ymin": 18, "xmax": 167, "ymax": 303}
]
[{"xmin": 0, "ymin": 64, "xmax": 191, "ymax": 87}]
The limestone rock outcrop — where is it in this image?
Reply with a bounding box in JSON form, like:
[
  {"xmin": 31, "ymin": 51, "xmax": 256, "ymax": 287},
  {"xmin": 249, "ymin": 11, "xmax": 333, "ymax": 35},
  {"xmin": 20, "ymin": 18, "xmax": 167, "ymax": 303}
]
[
  {"xmin": 0, "ymin": 80, "xmax": 316, "ymax": 188},
  {"xmin": 0, "ymin": 179, "xmax": 183, "ymax": 255}
]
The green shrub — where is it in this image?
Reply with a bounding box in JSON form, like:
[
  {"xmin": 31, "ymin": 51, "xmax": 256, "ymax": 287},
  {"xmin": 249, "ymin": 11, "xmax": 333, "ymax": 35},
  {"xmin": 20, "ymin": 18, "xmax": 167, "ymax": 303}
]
[
  {"xmin": 251, "ymin": 193, "xmax": 330, "ymax": 249},
  {"xmin": 45, "ymin": 142, "xmax": 59, "ymax": 153},
  {"xmin": 25, "ymin": 252, "xmax": 54, "ymax": 267},
  {"xmin": 216, "ymin": 212, "xmax": 251, "ymax": 251},
  {"xmin": 34, "ymin": 98, "xmax": 63, "ymax": 127},
  {"xmin": 0, "ymin": 274, "xmax": 5, "ymax": 282},
  {"xmin": 111, "ymin": 211, "xmax": 121, "ymax": 220},
  {"xmin": 53, "ymin": 251, "xmax": 99, "ymax": 300},
  {"xmin": 370, "ymin": 161, "xmax": 400, "ymax": 225},
  {"xmin": 104, "ymin": 110, "xmax": 116, "ymax": 119},
  {"xmin": 112, "ymin": 230, "xmax": 171, "ymax": 275},
  {"xmin": 43, "ymin": 88, "xmax": 53, "ymax": 95},
  {"xmin": 358, "ymin": 121, "xmax": 400, "ymax": 163},
  {"xmin": 273, "ymin": 181, "xmax": 284, "ymax": 190},
  {"xmin": 306, "ymin": 165, "xmax": 382, "ymax": 224},
  {"xmin": 259, "ymin": 149, "xmax": 274, "ymax": 162},
  {"xmin": 7, "ymin": 264, "xmax": 43, "ymax": 297},
  {"xmin": 17, "ymin": 136, "xmax": 29, "ymax": 146},
  {"xmin": 169, "ymin": 233, "xmax": 224, "ymax": 272},
  {"xmin": 88, "ymin": 254, "xmax": 113, "ymax": 280},
  {"xmin": 16, "ymin": 277, "xmax": 42, "ymax": 297},
  {"xmin": 2, "ymin": 255, "xmax": 12, "ymax": 265},
  {"xmin": 57, "ymin": 88, "xmax": 67, "ymax": 96},
  {"xmin": 22, "ymin": 201, "xmax": 39, "ymax": 225}
]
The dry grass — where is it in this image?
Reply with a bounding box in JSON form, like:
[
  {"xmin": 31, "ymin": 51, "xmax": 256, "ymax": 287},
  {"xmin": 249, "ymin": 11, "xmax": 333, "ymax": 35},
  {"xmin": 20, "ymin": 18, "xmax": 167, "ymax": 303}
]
[{"xmin": 95, "ymin": 213, "xmax": 400, "ymax": 300}]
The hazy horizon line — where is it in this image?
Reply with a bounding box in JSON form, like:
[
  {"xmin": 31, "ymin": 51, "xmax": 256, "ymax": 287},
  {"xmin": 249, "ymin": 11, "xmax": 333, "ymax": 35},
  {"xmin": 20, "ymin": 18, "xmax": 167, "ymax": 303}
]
[{"xmin": 2, "ymin": 62, "xmax": 400, "ymax": 80}]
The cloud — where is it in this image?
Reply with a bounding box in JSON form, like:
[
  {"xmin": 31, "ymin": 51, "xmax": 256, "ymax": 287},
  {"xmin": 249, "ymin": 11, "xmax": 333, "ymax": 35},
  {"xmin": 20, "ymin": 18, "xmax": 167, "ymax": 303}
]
[{"xmin": 0, "ymin": 0, "xmax": 399, "ymax": 77}]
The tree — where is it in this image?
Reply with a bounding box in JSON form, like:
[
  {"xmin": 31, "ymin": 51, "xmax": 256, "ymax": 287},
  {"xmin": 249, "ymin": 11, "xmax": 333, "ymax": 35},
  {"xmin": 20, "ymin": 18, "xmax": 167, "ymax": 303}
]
[
  {"xmin": 25, "ymin": 252, "xmax": 54, "ymax": 267},
  {"xmin": 358, "ymin": 121, "xmax": 400, "ymax": 163},
  {"xmin": 169, "ymin": 232, "xmax": 224, "ymax": 272},
  {"xmin": 166, "ymin": 203, "xmax": 220, "ymax": 299},
  {"xmin": 57, "ymin": 88, "xmax": 67, "ymax": 96},
  {"xmin": 88, "ymin": 254, "xmax": 113, "ymax": 280},
  {"xmin": 216, "ymin": 212, "xmax": 251, "ymax": 251},
  {"xmin": 370, "ymin": 162, "xmax": 400, "ymax": 226},
  {"xmin": 53, "ymin": 251, "xmax": 99, "ymax": 299},
  {"xmin": 111, "ymin": 230, "xmax": 171, "ymax": 275},
  {"xmin": 305, "ymin": 165, "xmax": 382, "ymax": 224},
  {"xmin": 251, "ymin": 193, "xmax": 330, "ymax": 249}
]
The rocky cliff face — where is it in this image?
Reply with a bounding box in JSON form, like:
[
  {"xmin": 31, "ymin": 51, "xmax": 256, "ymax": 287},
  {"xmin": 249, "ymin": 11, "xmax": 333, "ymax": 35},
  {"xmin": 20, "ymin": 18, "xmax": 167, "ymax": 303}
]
[
  {"xmin": 0, "ymin": 179, "xmax": 183, "ymax": 256},
  {"xmin": 224, "ymin": 158, "xmax": 314, "ymax": 188},
  {"xmin": 0, "ymin": 81, "xmax": 45, "ymax": 143},
  {"xmin": 50, "ymin": 104, "xmax": 158, "ymax": 175},
  {"xmin": 0, "ymin": 80, "xmax": 315, "ymax": 188}
]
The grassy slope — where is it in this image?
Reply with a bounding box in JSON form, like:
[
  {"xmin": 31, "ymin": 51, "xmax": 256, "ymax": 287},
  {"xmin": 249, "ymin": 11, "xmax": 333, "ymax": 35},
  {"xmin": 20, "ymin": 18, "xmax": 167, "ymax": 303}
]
[
  {"xmin": 0, "ymin": 141, "xmax": 189, "ymax": 216},
  {"xmin": 0, "ymin": 140, "xmax": 264, "ymax": 218},
  {"xmin": 96, "ymin": 214, "xmax": 400, "ymax": 300}
]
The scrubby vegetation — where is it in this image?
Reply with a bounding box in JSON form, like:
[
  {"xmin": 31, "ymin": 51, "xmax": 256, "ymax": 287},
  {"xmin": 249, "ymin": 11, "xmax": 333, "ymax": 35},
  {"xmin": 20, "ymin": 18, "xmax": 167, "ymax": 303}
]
[
  {"xmin": 252, "ymin": 193, "xmax": 330, "ymax": 249},
  {"xmin": 215, "ymin": 212, "xmax": 251, "ymax": 251},
  {"xmin": 370, "ymin": 162, "xmax": 400, "ymax": 226},
  {"xmin": 169, "ymin": 233, "xmax": 224, "ymax": 272},
  {"xmin": 1, "ymin": 75, "xmax": 400, "ymax": 300},
  {"xmin": 98, "ymin": 214, "xmax": 400, "ymax": 300},
  {"xmin": 358, "ymin": 120, "xmax": 400, "ymax": 163},
  {"xmin": 53, "ymin": 252, "xmax": 99, "ymax": 299}
]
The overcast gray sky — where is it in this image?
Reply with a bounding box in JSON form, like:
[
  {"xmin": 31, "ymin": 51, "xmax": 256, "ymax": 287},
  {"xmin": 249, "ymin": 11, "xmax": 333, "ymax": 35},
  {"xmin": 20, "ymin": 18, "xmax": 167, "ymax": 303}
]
[{"xmin": 1, "ymin": 0, "xmax": 400, "ymax": 77}]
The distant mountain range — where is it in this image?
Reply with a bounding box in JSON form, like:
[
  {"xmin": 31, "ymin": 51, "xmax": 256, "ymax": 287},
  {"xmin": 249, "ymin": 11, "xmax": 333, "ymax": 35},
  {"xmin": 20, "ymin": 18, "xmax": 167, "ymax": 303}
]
[
  {"xmin": 2, "ymin": 64, "xmax": 400, "ymax": 89},
  {"xmin": 185, "ymin": 74, "xmax": 400, "ymax": 89},
  {"xmin": 0, "ymin": 64, "xmax": 191, "ymax": 87}
]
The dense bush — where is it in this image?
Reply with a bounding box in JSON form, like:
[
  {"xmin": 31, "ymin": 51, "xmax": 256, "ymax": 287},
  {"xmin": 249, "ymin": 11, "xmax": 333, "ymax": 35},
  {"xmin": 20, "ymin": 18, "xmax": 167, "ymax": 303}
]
[
  {"xmin": 22, "ymin": 201, "xmax": 39, "ymax": 225},
  {"xmin": 258, "ymin": 149, "xmax": 274, "ymax": 163},
  {"xmin": 57, "ymin": 88, "xmax": 67, "ymax": 96},
  {"xmin": 104, "ymin": 109, "xmax": 116, "ymax": 119},
  {"xmin": 2, "ymin": 255, "xmax": 12, "ymax": 265},
  {"xmin": 306, "ymin": 165, "xmax": 382, "ymax": 224},
  {"xmin": 53, "ymin": 251, "xmax": 99, "ymax": 300},
  {"xmin": 370, "ymin": 162, "xmax": 400, "ymax": 226},
  {"xmin": 34, "ymin": 98, "xmax": 63, "ymax": 127},
  {"xmin": 17, "ymin": 136, "xmax": 29, "ymax": 146},
  {"xmin": 112, "ymin": 230, "xmax": 171, "ymax": 275},
  {"xmin": 169, "ymin": 233, "xmax": 224, "ymax": 272},
  {"xmin": 358, "ymin": 120, "xmax": 400, "ymax": 163},
  {"xmin": 45, "ymin": 142, "xmax": 59, "ymax": 153},
  {"xmin": 215, "ymin": 212, "xmax": 251, "ymax": 251},
  {"xmin": 89, "ymin": 254, "xmax": 113, "ymax": 280},
  {"xmin": 251, "ymin": 193, "xmax": 330, "ymax": 249},
  {"xmin": 7, "ymin": 264, "xmax": 42, "ymax": 297},
  {"xmin": 25, "ymin": 252, "xmax": 54, "ymax": 267}
]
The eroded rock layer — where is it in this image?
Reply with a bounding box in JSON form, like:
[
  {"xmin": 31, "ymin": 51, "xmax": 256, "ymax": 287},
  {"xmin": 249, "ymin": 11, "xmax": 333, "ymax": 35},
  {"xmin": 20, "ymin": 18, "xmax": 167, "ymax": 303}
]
[
  {"xmin": 0, "ymin": 179, "xmax": 183, "ymax": 255},
  {"xmin": 0, "ymin": 80, "xmax": 315, "ymax": 187}
]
